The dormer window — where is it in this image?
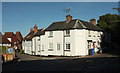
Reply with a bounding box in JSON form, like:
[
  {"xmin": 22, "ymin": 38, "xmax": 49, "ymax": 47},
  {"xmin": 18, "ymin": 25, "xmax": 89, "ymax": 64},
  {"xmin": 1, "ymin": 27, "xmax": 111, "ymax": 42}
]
[
  {"xmin": 64, "ymin": 30, "xmax": 70, "ymax": 37},
  {"xmin": 48, "ymin": 31, "xmax": 53, "ymax": 37}
]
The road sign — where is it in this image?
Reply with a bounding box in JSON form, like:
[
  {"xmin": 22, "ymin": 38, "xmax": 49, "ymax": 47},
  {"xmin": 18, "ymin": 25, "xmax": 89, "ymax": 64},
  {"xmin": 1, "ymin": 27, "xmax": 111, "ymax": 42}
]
[{"xmin": 7, "ymin": 48, "xmax": 13, "ymax": 53}]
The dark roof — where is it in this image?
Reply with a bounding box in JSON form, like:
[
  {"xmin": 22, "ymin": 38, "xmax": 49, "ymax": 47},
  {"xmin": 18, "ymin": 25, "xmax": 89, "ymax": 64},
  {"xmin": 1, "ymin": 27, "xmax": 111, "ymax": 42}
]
[
  {"xmin": 23, "ymin": 31, "xmax": 34, "ymax": 41},
  {"xmin": 45, "ymin": 19, "xmax": 102, "ymax": 31},
  {"xmin": 33, "ymin": 31, "xmax": 45, "ymax": 37},
  {"xmin": 0, "ymin": 32, "xmax": 11, "ymax": 44},
  {"xmin": 23, "ymin": 29, "xmax": 44, "ymax": 41}
]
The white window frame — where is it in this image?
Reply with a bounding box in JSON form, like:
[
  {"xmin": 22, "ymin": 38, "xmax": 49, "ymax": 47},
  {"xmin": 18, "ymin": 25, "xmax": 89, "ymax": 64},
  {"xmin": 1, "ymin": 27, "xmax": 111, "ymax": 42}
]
[
  {"xmin": 42, "ymin": 45, "xmax": 44, "ymax": 51},
  {"xmin": 66, "ymin": 43, "xmax": 70, "ymax": 50},
  {"xmin": 49, "ymin": 31, "xmax": 53, "ymax": 37},
  {"xmin": 57, "ymin": 44, "xmax": 60, "ymax": 50},
  {"xmin": 64, "ymin": 30, "xmax": 70, "ymax": 37},
  {"xmin": 88, "ymin": 30, "xmax": 91, "ymax": 37},
  {"xmin": 48, "ymin": 43, "xmax": 53, "ymax": 51}
]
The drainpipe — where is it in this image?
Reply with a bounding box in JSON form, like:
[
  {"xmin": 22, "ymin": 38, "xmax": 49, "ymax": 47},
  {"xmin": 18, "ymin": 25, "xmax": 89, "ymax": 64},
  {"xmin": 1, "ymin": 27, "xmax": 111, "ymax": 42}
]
[{"xmin": 63, "ymin": 30, "xmax": 65, "ymax": 56}]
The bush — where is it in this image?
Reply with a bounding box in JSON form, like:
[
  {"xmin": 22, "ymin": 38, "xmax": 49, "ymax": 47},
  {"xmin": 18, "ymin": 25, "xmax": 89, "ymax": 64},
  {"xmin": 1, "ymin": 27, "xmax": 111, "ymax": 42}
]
[{"xmin": 20, "ymin": 49, "xmax": 24, "ymax": 54}]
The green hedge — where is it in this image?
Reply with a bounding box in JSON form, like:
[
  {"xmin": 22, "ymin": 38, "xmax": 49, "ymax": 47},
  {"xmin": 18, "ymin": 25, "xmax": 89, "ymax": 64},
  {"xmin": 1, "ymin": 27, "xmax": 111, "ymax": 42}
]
[{"xmin": 20, "ymin": 49, "xmax": 24, "ymax": 54}]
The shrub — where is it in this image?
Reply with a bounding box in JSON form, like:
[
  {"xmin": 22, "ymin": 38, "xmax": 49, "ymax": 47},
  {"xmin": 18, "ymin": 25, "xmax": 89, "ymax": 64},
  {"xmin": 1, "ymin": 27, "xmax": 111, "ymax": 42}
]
[{"xmin": 20, "ymin": 49, "xmax": 24, "ymax": 54}]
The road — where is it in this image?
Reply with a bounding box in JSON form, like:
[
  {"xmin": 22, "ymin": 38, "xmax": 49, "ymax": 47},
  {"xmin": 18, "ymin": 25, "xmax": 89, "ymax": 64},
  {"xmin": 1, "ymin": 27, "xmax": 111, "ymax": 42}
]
[{"xmin": 2, "ymin": 52, "xmax": 120, "ymax": 72}]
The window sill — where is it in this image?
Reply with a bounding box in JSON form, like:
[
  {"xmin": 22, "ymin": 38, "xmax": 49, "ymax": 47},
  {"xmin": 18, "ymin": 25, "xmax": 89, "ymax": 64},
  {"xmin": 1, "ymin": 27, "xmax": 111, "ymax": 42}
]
[
  {"xmin": 48, "ymin": 49, "xmax": 53, "ymax": 51},
  {"xmin": 64, "ymin": 35, "xmax": 70, "ymax": 37},
  {"xmin": 48, "ymin": 36, "xmax": 53, "ymax": 38},
  {"xmin": 88, "ymin": 35, "xmax": 91, "ymax": 37},
  {"xmin": 64, "ymin": 50, "xmax": 71, "ymax": 51}
]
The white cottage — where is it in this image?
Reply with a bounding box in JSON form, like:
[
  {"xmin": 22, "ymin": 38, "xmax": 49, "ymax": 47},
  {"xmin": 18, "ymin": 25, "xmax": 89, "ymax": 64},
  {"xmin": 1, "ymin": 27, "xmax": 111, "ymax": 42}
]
[
  {"xmin": 22, "ymin": 25, "xmax": 43, "ymax": 55},
  {"xmin": 31, "ymin": 14, "xmax": 103, "ymax": 56}
]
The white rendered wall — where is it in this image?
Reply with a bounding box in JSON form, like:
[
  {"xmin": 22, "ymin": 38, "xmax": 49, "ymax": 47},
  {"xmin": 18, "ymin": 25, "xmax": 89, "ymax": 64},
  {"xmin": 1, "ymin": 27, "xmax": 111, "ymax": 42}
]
[
  {"xmin": 74, "ymin": 29, "xmax": 88, "ymax": 56},
  {"xmin": 44, "ymin": 31, "xmax": 64, "ymax": 56},
  {"xmin": 64, "ymin": 30, "xmax": 75, "ymax": 56},
  {"xmin": 23, "ymin": 40, "xmax": 32, "ymax": 55}
]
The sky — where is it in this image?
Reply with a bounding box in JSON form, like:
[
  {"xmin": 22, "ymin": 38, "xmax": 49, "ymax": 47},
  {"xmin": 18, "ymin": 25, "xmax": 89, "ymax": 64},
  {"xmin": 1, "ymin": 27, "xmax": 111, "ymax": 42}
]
[{"xmin": 2, "ymin": 2, "xmax": 119, "ymax": 37}]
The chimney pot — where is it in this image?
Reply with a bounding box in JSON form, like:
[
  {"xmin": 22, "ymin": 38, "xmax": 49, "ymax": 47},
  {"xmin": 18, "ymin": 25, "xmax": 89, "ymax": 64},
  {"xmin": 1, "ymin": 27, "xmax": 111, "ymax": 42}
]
[
  {"xmin": 90, "ymin": 18, "xmax": 96, "ymax": 25},
  {"xmin": 34, "ymin": 25, "xmax": 38, "ymax": 33},
  {"xmin": 30, "ymin": 28, "xmax": 33, "ymax": 32},
  {"xmin": 66, "ymin": 14, "xmax": 72, "ymax": 23}
]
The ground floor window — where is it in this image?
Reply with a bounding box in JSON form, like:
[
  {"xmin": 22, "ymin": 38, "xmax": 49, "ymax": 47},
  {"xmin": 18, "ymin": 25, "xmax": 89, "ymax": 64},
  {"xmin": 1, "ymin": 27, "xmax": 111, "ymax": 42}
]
[
  {"xmin": 57, "ymin": 44, "xmax": 60, "ymax": 50},
  {"xmin": 48, "ymin": 43, "xmax": 53, "ymax": 51},
  {"xmin": 66, "ymin": 43, "xmax": 70, "ymax": 50},
  {"xmin": 42, "ymin": 45, "xmax": 44, "ymax": 51}
]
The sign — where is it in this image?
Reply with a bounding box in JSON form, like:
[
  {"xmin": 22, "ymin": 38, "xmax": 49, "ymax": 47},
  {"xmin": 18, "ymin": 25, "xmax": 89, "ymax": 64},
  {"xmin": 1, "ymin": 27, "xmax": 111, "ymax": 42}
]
[{"xmin": 7, "ymin": 48, "xmax": 13, "ymax": 53}]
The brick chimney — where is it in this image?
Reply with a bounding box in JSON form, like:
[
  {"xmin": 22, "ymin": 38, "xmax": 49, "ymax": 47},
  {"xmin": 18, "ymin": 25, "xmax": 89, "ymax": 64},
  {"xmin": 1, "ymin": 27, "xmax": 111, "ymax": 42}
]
[
  {"xmin": 90, "ymin": 18, "xmax": 96, "ymax": 25},
  {"xmin": 34, "ymin": 25, "xmax": 38, "ymax": 33},
  {"xmin": 30, "ymin": 28, "xmax": 33, "ymax": 32},
  {"xmin": 66, "ymin": 14, "xmax": 72, "ymax": 23}
]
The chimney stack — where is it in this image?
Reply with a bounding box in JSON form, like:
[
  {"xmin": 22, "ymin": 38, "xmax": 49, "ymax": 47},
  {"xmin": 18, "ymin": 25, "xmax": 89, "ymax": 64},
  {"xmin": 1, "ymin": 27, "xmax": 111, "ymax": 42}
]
[
  {"xmin": 90, "ymin": 18, "xmax": 96, "ymax": 25},
  {"xmin": 30, "ymin": 28, "xmax": 33, "ymax": 32},
  {"xmin": 34, "ymin": 25, "xmax": 38, "ymax": 33},
  {"xmin": 66, "ymin": 14, "xmax": 72, "ymax": 23}
]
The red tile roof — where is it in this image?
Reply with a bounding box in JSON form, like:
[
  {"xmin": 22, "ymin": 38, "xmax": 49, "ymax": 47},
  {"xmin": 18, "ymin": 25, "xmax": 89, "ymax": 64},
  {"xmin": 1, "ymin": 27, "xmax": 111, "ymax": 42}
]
[
  {"xmin": 3, "ymin": 32, "xmax": 20, "ymax": 46},
  {"xmin": 16, "ymin": 31, "xmax": 23, "ymax": 41},
  {"xmin": 4, "ymin": 32, "xmax": 15, "ymax": 38},
  {"xmin": 0, "ymin": 32, "xmax": 11, "ymax": 44}
]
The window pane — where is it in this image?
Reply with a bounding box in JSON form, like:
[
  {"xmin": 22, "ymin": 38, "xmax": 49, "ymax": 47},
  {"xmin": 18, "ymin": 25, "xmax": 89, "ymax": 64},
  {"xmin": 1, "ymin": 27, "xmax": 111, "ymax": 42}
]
[
  {"xmin": 66, "ymin": 43, "xmax": 70, "ymax": 50},
  {"xmin": 57, "ymin": 44, "xmax": 60, "ymax": 50},
  {"xmin": 65, "ymin": 30, "xmax": 70, "ymax": 36},
  {"xmin": 49, "ymin": 43, "xmax": 53, "ymax": 48},
  {"xmin": 49, "ymin": 31, "xmax": 53, "ymax": 37}
]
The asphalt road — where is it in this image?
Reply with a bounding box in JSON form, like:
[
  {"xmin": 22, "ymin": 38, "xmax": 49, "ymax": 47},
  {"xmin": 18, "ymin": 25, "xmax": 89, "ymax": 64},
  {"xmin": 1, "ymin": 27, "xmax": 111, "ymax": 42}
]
[{"xmin": 2, "ymin": 52, "xmax": 120, "ymax": 72}]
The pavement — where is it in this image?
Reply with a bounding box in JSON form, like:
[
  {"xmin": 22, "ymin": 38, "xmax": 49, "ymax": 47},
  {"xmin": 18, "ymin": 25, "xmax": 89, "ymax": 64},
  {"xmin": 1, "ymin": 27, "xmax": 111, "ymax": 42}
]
[
  {"xmin": 15, "ymin": 52, "xmax": 119, "ymax": 61},
  {"xmin": 2, "ymin": 51, "xmax": 120, "ymax": 72}
]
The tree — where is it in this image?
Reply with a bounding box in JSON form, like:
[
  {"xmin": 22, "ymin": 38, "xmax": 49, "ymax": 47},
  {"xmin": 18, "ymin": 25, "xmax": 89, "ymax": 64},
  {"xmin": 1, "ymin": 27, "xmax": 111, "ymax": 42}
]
[{"xmin": 97, "ymin": 14, "xmax": 120, "ymax": 49}]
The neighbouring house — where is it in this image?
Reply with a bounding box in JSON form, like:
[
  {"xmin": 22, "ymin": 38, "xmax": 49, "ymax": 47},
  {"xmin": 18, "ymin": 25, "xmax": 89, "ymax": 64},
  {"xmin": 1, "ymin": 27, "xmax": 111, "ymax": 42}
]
[
  {"xmin": 31, "ymin": 29, "xmax": 45, "ymax": 55},
  {"xmin": 3, "ymin": 32, "xmax": 23, "ymax": 50},
  {"xmin": 16, "ymin": 31, "xmax": 23, "ymax": 50},
  {"xmin": 24, "ymin": 14, "xmax": 103, "ymax": 56},
  {"xmin": 0, "ymin": 32, "xmax": 11, "ymax": 47},
  {"xmin": 22, "ymin": 25, "xmax": 44, "ymax": 55}
]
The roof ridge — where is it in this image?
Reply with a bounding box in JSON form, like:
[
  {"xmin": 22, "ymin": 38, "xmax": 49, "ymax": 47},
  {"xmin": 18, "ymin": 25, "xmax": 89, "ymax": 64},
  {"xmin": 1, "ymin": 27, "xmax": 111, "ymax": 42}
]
[{"xmin": 53, "ymin": 19, "xmax": 78, "ymax": 24}]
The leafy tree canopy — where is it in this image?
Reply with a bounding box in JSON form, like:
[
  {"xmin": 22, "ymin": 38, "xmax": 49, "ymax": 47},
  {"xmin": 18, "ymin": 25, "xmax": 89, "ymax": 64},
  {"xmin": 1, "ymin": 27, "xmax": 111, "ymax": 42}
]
[
  {"xmin": 98, "ymin": 14, "xmax": 120, "ymax": 31},
  {"xmin": 98, "ymin": 14, "xmax": 120, "ymax": 45}
]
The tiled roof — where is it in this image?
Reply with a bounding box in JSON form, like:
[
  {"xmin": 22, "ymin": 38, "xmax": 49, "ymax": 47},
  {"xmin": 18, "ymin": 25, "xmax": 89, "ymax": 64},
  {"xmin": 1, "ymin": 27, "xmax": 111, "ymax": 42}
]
[
  {"xmin": 45, "ymin": 19, "xmax": 102, "ymax": 31},
  {"xmin": 12, "ymin": 35, "xmax": 19, "ymax": 43},
  {"xmin": 4, "ymin": 32, "xmax": 15, "ymax": 38},
  {"xmin": 23, "ymin": 29, "xmax": 44, "ymax": 41},
  {"xmin": 0, "ymin": 32, "xmax": 11, "ymax": 44},
  {"xmin": 3, "ymin": 32, "xmax": 20, "ymax": 46},
  {"xmin": 33, "ymin": 31, "xmax": 45, "ymax": 37},
  {"xmin": 16, "ymin": 31, "xmax": 23, "ymax": 41},
  {"xmin": 23, "ymin": 31, "xmax": 34, "ymax": 41}
]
